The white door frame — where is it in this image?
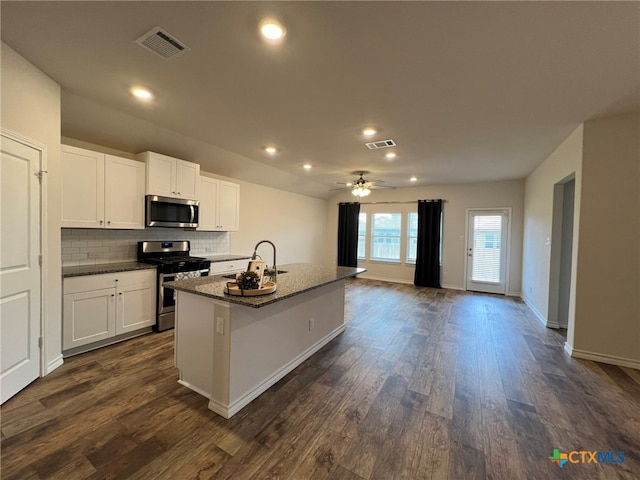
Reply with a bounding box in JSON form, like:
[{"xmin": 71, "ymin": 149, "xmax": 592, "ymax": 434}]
[
  {"xmin": 464, "ymin": 207, "xmax": 512, "ymax": 294},
  {"xmin": 1, "ymin": 128, "xmax": 48, "ymax": 377}
]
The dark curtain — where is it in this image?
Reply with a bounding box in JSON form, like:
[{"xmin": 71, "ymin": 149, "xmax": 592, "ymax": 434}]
[
  {"xmin": 337, "ymin": 202, "xmax": 361, "ymax": 267},
  {"xmin": 414, "ymin": 199, "xmax": 442, "ymax": 288}
]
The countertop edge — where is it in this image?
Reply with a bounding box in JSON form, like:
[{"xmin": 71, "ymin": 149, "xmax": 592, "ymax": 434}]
[{"xmin": 62, "ymin": 262, "xmax": 157, "ymax": 278}]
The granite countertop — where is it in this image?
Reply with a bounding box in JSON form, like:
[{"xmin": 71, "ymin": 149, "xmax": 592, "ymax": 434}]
[
  {"xmin": 62, "ymin": 262, "xmax": 156, "ymax": 278},
  {"xmin": 164, "ymin": 263, "xmax": 365, "ymax": 308},
  {"xmin": 201, "ymin": 254, "xmax": 251, "ymax": 263}
]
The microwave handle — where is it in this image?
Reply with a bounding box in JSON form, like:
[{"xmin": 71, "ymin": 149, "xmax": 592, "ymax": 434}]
[{"xmin": 190, "ymin": 205, "xmax": 195, "ymax": 224}]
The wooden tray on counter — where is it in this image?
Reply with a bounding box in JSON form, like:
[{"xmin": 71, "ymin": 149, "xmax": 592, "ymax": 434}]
[{"xmin": 224, "ymin": 281, "xmax": 277, "ymax": 296}]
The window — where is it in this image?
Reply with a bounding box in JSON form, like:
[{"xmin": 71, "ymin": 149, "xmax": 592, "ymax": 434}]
[
  {"xmin": 371, "ymin": 213, "xmax": 401, "ymax": 261},
  {"xmin": 357, "ymin": 213, "xmax": 367, "ymax": 259},
  {"xmin": 407, "ymin": 212, "xmax": 418, "ymax": 263},
  {"xmin": 472, "ymin": 215, "xmax": 502, "ymax": 282}
]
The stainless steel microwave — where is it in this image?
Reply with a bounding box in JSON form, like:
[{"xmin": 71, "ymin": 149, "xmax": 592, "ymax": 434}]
[{"xmin": 145, "ymin": 195, "xmax": 199, "ymax": 228}]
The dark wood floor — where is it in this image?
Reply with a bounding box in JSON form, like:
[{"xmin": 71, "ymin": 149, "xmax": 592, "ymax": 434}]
[{"xmin": 2, "ymin": 279, "xmax": 640, "ymax": 479}]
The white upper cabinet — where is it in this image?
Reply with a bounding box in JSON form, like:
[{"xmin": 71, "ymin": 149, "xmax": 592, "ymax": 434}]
[
  {"xmin": 139, "ymin": 151, "xmax": 200, "ymax": 200},
  {"xmin": 197, "ymin": 176, "xmax": 240, "ymax": 231},
  {"xmin": 104, "ymin": 155, "xmax": 146, "ymax": 229},
  {"xmin": 62, "ymin": 145, "xmax": 145, "ymax": 229},
  {"xmin": 218, "ymin": 180, "xmax": 240, "ymax": 231},
  {"xmin": 61, "ymin": 145, "xmax": 105, "ymax": 228}
]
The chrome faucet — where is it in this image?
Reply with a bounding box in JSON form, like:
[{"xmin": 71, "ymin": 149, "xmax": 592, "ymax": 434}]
[{"xmin": 251, "ymin": 240, "xmax": 277, "ymax": 283}]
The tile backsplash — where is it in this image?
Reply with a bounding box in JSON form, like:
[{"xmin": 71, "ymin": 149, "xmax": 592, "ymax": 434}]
[{"xmin": 61, "ymin": 228, "xmax": 230, "ymax": 266}]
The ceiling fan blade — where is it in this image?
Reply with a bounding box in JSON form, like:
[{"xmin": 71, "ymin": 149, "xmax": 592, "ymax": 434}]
[{"xmin": 370, "ymin": 184, "xmax": 396, "ymax": 190}]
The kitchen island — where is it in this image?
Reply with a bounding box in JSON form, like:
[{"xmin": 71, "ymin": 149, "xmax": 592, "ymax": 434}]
[{"xmin": 164, "ymin": 263, "xmax": 364, "ymax": 418}]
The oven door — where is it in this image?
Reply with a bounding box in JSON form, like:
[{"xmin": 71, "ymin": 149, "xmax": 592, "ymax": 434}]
[{"xmin": 158, "ymin": 269, "xmax": 209, "ymax": 331}]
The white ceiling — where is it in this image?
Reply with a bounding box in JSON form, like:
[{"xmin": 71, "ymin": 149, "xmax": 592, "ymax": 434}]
[{"xmin": 2, "ymin": 1, "xmax": 639, "ymax": 199}]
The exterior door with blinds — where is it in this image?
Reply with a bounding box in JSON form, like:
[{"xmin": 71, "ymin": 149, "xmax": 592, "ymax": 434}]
[{"xmin": 466, "ymin": 209, "xmax": 509, "ymax": 294}]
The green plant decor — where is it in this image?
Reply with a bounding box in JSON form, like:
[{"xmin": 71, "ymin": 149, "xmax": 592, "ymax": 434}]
[{"xmin": 236, "ymin": 270, "xmax": 261, "ymax": 290}]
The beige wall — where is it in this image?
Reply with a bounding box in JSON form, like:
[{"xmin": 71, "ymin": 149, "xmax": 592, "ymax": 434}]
[
  {"xmin": 574, "ymin": 113, "xmax": 640, "ymax": 364},
  {"xmin": 1, "ymin": 42, "xmax": 63, "ymax": 373},
  {"xmin": 522, "ymin": 125, "xmax": 583, "ymax": 334},
  {"xmin": 219, "ymin": 175, "xmax": 327, "ymax": 265},
  {"xmin": 326, "ymin": 180, "xmax": 525, "ymax": 293}
]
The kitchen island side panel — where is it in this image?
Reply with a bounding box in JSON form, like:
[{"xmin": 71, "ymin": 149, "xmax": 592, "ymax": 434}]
[
  {"xmin": 226, "ymin": 280, "xmax": 345, "ymax": 404},
  {"xmin": 174, "ymin": 291, "xmax": 217, "ymax": 399}
]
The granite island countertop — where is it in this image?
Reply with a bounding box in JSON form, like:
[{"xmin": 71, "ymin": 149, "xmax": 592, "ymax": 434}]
[
  {"xmin": 164, "ymin": 263, "xmax": 365, "ymax": 308},
  {"xmin": 62, "ymin": 262, "xmax": 156, "ymax": 278}
]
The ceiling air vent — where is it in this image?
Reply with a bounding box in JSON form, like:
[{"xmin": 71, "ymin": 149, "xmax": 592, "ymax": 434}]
[
  {"xmin": 136, "ymin": 27, "xmax": 190, "ymax": 60},
  {"xmin": 365, "ymin": 139, "xmax": 396, "ymax": 149}
]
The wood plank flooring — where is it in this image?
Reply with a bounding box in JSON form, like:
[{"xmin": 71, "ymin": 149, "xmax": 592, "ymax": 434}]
[{"xmin": 2, "ymin": 278, "xmax": 640, "ymax": 479}]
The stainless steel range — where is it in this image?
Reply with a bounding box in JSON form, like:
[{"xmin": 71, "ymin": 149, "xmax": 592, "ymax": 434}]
[{"xmin": 137, "ymin": 241, "xmax": 210, "ymax": 331}]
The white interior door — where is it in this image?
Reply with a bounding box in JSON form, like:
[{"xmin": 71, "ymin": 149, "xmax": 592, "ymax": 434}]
[
  {"xmin": 1, "ymin": 133, "xmax": 42, "ymax": 403},
  {"xmin": 466, "ymin": 210, "xmax": 508, "ymax": 294}
]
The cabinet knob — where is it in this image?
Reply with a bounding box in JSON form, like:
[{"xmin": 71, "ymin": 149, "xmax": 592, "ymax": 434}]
[
  {"xmin": 107, "ymin": 221, "xmax": 111, "ymax": 225},
  {"xmin": 99, "ymin": 220, "xmax": 103, "ymax": 225},
  {"xmin": 111, "ymin": 294, "xmax": 115, "ymax": 297},
  {"xmin": 119, "ymin": 292, "xmax": 122, "ymax": 295}
]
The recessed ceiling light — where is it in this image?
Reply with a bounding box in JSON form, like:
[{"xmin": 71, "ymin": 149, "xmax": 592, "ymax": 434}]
[
  {"xmin": 385, "ymin": 152, "xmax": 396, "ymax": 160},
  {"xmin": 131, "ymin": 88, "xmax": 152, "ymax": 100},
  {"xmin": 264, "ymin": 146, "xmax": 277, "ymax": 155},
  {"xmin": 303, "ymin": 163, "xmax": 312, "ymax": 170},
  {"xmin": 410, "ymin": 176, "xmax": 418, "ymax": 182},
  {"xmin": 362, "ymin": 128, "xmax": 377, "ymax": 137},
  {"xmin": 260, "ymin": 18, "xmax": 286, "ymax": 41}
]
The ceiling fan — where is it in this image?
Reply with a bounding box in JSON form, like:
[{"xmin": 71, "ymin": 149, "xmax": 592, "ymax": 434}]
[{"xmin": 333, "ymin": 171, "xmax": 395, "ymax": 197}]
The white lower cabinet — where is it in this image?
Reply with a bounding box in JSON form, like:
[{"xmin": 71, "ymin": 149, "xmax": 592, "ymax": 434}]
[{"xmin": 63, "ymin": 269, "xmax": 156, "ymax": 351}]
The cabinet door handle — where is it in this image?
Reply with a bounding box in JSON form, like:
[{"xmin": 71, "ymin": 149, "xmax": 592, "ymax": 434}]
[
  {"xmin": 119, "ymin": 292, "xmax": 122, "ymax": 295},
  {"xmin": 99, "ymin": 220, "xmax": 103, "ymax": 225},
  {"xmin": 111, "ymin": 294, "xmax": 115, "ymax": 297},
  {"xmin": 107, "ymin": 220, "xmax": 111, "ymax": 225}
]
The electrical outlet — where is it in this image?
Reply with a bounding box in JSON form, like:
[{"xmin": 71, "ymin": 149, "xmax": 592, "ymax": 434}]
[
  {"xmin": 309, "ymin": 317, "xmax": 315, "ymax": 331},
  {"xmin": 216, "ymin": 317, "xmax": 224, "ymax": 335},
  {"xmin": 87, "ymin": 251, "xmax": 101, "ymax": 259}
]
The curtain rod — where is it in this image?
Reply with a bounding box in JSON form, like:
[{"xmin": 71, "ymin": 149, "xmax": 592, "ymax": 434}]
[{"xmin": 338, "ymin": 200, "xmax": 445, "ymax": 205}]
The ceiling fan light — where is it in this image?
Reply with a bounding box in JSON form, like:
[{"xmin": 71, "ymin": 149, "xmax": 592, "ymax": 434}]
[{"xmin": 351, "ymin": 185, "xmax": 371, "ymax": 197}]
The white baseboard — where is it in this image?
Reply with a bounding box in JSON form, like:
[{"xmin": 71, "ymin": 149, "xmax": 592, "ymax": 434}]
[
  {"xmin": 441, "ymin": 284, "xmax": 465, "ymax": 291},
  {"xmin": 564, "ymin": 342, "xmax": 573, "ymax": 356},
  {"xmin": 567, "ymin": 347, "xmax": 640, "ymax": 370},
  {"xmin": 178, "ymin": 379, "xmax": 212, "ymax": 400},
  {"xmin": 507, "ymin": 291, "xmax": 522, "ymax": 298},
  {"xmin": 523, "ymin": 296, "xmax": 548, "ymax": 327},
  {"xmin": 45, "ymin": 355, "xmax": 64, "ymax": 375},
  {"xmin": 207, "ymin": 325, "xmax": 346, "ymax": 419}
]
